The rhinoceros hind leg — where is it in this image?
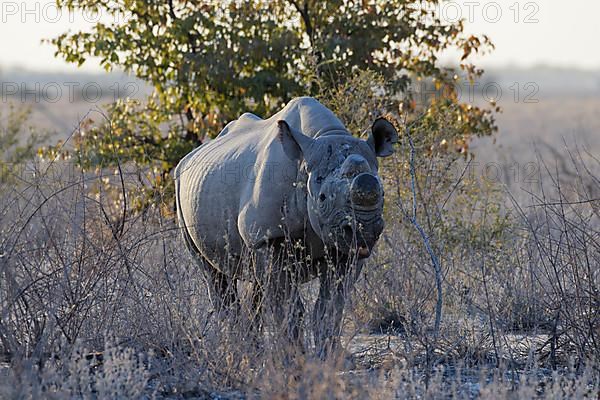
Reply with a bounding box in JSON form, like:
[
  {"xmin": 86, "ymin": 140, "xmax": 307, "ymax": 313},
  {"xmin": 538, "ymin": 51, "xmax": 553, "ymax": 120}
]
[
  {"xmin": 193, "ymin": 254, "xmax": 239, "ymax": 315},
  {"xmin": 206, "ymin": 267, "xmax": 238, "ymax": 311}
]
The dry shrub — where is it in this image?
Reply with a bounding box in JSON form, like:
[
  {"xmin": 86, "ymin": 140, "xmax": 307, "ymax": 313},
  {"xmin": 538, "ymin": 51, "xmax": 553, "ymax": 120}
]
[{"xmin": 0, "ymin": 338, "xmax": 149, "ymax": 399}]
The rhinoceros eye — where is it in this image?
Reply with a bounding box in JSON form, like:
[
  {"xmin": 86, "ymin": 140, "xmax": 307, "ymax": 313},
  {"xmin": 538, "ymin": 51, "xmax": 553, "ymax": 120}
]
[
  {"xmin": 316, "ymin": 176, "xmax": 324, "ymax": 184},
  {"xmin": 319, "ymin": 193, "xmax": 326, "ymax": 202}
]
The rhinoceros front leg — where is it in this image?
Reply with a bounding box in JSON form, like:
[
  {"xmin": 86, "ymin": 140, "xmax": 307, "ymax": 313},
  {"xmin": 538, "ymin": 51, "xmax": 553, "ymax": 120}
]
[
  {"xmin": 312, "ymin": 258, "xmax": 362, "ymax": 359},
  {"xmin": 253, "ymin": 246, "xmax": 306, "ymax": 351},
  {"xmin": 272, "ymin": 274, "xmax": 305, "ymax": 349},
  {"xmin": 313, "ymin": 271, "xmax": 345, "ymax": 359}
]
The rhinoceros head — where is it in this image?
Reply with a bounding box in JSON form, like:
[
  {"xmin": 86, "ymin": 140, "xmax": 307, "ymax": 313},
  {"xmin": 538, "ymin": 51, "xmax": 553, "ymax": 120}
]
[{"xmin": 278, "ymin": 118, "xmax": 398, "ymax": 259}]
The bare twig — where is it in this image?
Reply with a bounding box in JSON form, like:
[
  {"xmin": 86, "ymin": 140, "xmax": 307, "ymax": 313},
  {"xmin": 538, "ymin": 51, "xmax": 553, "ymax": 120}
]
[{"xmin": 401, "ymin": 116, "xmax": 443, "ymax": 339}]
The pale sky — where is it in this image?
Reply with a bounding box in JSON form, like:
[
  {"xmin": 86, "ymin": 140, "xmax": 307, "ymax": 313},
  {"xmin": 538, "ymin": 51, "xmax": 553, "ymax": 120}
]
[{"xmin": 0, "ymin": 0, "xmax": 599, "ymax": 73}]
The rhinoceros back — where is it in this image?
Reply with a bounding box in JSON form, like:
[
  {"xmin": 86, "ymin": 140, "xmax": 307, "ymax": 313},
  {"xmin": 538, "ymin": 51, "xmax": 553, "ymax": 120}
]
[{"xmin": 216, "ymin": 97, "xmax": 346, "ymax": 139}]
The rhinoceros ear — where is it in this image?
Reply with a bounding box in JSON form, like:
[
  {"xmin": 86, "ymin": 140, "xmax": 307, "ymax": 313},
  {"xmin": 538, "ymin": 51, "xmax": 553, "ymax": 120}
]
[
  {"xmin": 367, "ymin": 117, "xmax": 398, "ymax": 157},
  {"xmin": 277, "ymin": 120, "xmax": 315, "ymax": 161}
]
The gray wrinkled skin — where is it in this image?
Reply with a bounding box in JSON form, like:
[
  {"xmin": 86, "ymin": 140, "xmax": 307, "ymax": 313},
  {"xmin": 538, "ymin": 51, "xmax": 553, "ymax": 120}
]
[{"xmin": 175, "ymin": 97, "xmax": 397, "ymax": 357}]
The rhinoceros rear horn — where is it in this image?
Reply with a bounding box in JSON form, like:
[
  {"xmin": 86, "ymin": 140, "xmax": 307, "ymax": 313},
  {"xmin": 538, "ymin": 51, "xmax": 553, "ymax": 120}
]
[
  {"xmin": 367, "ymin": 117, "xmax": 398, "ymax": 157},
  {"xmin": 277, "ymin": 120, "xmax": 315, "ymax": 162}
]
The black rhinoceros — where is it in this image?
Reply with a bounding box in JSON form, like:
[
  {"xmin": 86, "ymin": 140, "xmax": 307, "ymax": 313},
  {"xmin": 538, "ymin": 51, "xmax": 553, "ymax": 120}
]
[{"xmin": 175, "ymin": 97, "xmax": 397, "ymax": 356}]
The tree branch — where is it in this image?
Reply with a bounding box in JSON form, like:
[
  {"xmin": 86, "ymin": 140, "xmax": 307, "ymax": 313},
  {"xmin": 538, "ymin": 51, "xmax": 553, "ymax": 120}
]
[{"xmin": 289, "ymin": 0, "xmax": 314, "ymax": 47}]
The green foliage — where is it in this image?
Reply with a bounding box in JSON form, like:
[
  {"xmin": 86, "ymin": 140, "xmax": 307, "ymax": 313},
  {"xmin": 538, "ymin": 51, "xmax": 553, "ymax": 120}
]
[
  {"xmin": 46, "ymin": 0, "xmax": 496, "ymax": 209},
  {"xmin": 0, "ymin": 105, "xmax": 48, "ymax": 182}
]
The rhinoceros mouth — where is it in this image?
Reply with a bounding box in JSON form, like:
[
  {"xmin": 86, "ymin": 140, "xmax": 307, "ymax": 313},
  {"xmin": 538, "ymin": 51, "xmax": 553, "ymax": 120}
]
[{"xmin": 327, "ymin": 214, "xmax": 382, "ymax": 259}]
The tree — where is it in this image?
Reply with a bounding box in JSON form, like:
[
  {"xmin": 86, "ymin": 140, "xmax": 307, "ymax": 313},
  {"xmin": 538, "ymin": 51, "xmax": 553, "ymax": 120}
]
[{"xmin": 47, "ymin": 0, "xmax": 496, "ymax": 208}]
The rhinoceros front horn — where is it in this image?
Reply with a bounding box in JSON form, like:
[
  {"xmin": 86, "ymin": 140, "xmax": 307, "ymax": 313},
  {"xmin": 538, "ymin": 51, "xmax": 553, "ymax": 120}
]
[{"xmin": 350, "ymin": 173, "xmax": 381, "ymax": 207}]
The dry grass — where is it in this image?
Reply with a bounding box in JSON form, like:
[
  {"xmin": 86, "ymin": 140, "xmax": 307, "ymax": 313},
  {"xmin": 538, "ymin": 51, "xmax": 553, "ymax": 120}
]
[{"xmin": 0, "ymin": 137, "xmax": 598, "ymax": 399}]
